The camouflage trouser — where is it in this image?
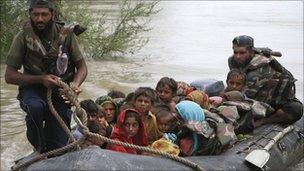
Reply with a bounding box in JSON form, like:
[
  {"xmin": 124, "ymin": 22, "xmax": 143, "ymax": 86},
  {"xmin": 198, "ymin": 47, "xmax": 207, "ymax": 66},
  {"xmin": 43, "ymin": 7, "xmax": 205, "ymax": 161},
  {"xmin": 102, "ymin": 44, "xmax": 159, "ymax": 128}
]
[
  {"xmin": 197, "ymin": 136, "xmax": 222, "ymax": 155},
  {"xmin": 234, "ymin": 111, "xmax": 254, "ymax": 134},
  {"xmin": 271, "ymin": 98, "xmax": 303, "ymax": 122}
]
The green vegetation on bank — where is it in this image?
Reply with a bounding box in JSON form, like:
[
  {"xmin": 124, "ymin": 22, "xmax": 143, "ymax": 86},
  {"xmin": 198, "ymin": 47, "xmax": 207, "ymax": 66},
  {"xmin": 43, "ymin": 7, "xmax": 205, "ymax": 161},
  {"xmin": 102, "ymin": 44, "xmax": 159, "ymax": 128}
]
[{"xmin": 0, "ymin": 0, "xmax": 159, "ymax": 63}]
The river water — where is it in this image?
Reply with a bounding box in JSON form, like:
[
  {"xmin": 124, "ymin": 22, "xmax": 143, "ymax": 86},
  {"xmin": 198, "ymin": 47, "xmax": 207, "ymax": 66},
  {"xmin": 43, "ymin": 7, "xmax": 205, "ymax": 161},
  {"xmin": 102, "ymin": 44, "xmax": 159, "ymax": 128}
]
[{"xmin": 0, "ymin": 1, "xmax": 303, "ymax": 170}]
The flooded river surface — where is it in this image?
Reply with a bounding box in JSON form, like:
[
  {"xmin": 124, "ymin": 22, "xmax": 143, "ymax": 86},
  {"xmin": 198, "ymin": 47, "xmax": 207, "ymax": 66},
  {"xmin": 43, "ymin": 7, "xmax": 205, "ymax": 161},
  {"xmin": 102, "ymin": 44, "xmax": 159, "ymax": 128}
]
[{"xmin": 1, "ymin": 1, "xmax": 303, "ymax": 170}]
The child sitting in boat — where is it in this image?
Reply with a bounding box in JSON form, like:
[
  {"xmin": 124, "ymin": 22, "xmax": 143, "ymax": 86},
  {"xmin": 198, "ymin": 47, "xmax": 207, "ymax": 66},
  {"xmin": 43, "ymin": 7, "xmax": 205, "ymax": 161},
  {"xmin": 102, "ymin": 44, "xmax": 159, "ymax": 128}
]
[
  {"xmin": 156, "ymin": 77, "xmax": 178, "ymax": 113},
  {"xmin": 82, "ymin": 120, "xmax": 111, "ymax": 149},
  {"xmin": 224, "ymin": 69, "xmax": 246, "ymax": 93},
  {"xmin": 73, "ymin": 99, "xmax": 109, "ymax": 140},
  {"xmin": 133, "ymin": 87, "xmax": 162, "ymax": 144},
  {"xmin": 95, "ymin": 95, "xmax": 119, "ymax": 127},
  {"xmin": 154, "ymin": 104, "xmax": 179, "ymax": 135},
  {"xmin": 151, "ymin": 104, "xmax": 181, "ymax": 156},
  {"xmin": 106, "ymin": 109, "xmax": 148, "ymax": 154},
  {"xmin": 209, "ymin": 69, "xmax": 246, "ymax": 107}
]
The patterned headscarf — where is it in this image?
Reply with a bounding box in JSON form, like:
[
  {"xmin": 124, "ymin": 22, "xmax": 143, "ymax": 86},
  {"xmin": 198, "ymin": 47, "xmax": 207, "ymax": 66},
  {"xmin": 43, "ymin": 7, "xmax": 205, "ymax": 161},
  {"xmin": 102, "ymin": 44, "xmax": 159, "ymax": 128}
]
[
  {"xmin": 176, "ymin": 81, "xmax": 194, "ymax": 96},
  {"xmin": 185, "ymin": 90, "xmax": 211, "ymax": 110},
  {"xmin": 95, "ymin": 95, "xmax": 119, "ymax": 124},
  {"xmin": 151, "ymin": 138, "xmax": 180, "ymax": 156},
  {"xmin": 175, "ymin": 100, "xmax": 205, "ymax": 155},
  {"xmin": 96, "ymin": 95, "xmax": 117, "ymax": 107}
]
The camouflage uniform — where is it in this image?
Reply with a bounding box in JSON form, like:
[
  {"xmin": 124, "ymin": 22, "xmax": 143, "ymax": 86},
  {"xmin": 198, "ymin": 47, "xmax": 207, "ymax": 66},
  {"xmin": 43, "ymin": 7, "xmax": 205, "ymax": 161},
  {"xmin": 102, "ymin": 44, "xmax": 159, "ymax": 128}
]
[
  {"xmin": 228, "ymin": 54, "xmax": 303, "ymax": 122},
  {"xmin": 218, "ymin": 90, "xmax": 274, "ymax": 134},
  {"xmin": 202, "ymin": 108, "xmax": 237, "ymax": 155},
  {"xmin": 6, "ymin": 20, "xmax": 83, "ymax": 82}
]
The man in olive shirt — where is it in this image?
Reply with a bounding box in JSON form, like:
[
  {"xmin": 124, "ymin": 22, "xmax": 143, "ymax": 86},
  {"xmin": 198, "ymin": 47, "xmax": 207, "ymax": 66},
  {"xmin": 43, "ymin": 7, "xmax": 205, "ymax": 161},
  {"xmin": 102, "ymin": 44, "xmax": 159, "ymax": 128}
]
[{"xmin": 4, "ymin": 0, "xmax": 87, "ymax": 153}]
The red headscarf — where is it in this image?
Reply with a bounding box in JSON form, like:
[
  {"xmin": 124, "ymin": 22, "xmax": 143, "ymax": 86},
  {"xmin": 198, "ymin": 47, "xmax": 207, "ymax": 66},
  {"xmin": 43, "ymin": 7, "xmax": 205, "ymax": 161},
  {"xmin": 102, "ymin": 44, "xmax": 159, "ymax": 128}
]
[{"xmin": 107, "ymin": 109, "xmax": 148, "ymax": 154}]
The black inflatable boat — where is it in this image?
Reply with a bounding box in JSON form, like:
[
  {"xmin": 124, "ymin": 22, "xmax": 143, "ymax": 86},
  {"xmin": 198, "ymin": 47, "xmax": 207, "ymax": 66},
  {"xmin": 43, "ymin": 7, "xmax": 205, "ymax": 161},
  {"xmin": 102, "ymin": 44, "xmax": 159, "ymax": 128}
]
[{"xmin": 20, "ymin": 117, "xmax": 303, "ymax": 170}]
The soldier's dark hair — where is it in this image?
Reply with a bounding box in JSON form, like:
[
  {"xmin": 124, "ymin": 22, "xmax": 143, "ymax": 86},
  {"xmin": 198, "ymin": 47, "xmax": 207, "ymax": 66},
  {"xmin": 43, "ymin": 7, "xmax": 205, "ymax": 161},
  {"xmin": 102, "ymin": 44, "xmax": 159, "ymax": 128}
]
[
  {"xmin": 232, "ymin": 35, "xmax": 254, "ymax": 49},
  {"xmin": 226, "ymin": 69, "xmax": 246, "ymax": 83},
  {"xmin": 156, "ymin": 77, "xmax": 178, "ymax": 95},
  {"xmin": 29, "ymin": 0, "xmax": 54, "ymax": 12}
]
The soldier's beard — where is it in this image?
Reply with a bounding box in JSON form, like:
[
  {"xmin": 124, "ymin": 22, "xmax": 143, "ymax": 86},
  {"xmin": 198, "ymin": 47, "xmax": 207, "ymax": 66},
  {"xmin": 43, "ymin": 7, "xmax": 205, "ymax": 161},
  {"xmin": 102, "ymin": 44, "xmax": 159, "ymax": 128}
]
[
  {"xmin": 233, "ymin": 57, "xmax": 252, "ymax": 68},
  {"xmin": 31, "ymin": 19, "xmax": 53, "ymax": 37}
]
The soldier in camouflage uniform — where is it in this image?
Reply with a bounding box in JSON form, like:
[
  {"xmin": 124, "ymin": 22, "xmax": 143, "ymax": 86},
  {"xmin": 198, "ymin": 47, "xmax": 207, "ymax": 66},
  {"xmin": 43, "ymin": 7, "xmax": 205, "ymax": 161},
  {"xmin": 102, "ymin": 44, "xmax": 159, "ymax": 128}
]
[
  {"xmin": 4, "ymin": 0, "xmax": 87, "ymax": 153},
  {"xmin": 228, "ymin": 35, "xmax": 303, "ymax": 127}
]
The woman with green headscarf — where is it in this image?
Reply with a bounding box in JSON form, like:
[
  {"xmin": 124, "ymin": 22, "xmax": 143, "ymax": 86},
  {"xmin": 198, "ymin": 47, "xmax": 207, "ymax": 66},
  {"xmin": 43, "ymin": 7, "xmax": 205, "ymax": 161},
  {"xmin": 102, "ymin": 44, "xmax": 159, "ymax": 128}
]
[{"xmin": 95, "ymin": 95, "xmax": 119, "ymax": 126}]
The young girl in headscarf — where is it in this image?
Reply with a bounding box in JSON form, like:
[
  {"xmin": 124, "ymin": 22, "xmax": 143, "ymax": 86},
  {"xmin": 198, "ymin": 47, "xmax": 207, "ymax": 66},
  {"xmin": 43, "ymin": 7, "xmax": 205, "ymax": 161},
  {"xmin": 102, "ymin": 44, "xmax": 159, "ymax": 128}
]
[{"xmin": 106, "ymin": 109, "xmax": 148, "ymax": 154}]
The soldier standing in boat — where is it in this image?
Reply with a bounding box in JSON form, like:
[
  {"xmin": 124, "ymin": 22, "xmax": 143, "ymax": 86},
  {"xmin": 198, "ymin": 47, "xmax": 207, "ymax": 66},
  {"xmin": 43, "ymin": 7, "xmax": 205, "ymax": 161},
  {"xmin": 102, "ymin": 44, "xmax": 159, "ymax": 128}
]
[
  {"xmin": 4, "ymin": 0, "xmax": 87, "ymax": 154},
  {"xmin": 228, "ymin": 35, "xmax": 303, "ymax": 127}
]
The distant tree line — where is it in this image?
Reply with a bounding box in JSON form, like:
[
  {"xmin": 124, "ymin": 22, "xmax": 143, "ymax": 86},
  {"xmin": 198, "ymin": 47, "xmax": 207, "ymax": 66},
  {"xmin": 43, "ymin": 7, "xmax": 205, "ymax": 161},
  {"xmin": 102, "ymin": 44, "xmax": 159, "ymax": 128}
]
[{"xmin": 0, "ymin": 0, "xmax": 159, "ymax": 62}]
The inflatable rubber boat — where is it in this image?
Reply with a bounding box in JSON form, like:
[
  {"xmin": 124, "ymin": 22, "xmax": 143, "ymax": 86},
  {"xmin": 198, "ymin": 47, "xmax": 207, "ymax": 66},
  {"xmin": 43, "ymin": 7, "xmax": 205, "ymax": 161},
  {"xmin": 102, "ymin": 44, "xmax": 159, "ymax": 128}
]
[{"xmin": 17, "ymin": 116, "xmax": 303, "ymax": 171}]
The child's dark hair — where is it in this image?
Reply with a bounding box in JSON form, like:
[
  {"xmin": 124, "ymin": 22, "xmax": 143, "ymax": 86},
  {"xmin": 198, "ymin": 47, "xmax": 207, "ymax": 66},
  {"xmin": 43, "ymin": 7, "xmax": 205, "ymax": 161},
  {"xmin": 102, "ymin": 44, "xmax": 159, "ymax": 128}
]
[
  {"xmin": 80, "ymin": 99, "xmax": 100, "ymax": 114},
  {"xmin": 125, "ymin": 92, "xmax": 135, "ymax": 103},
  {"xmin": 124, "ymin": 109, "xmax": 141, "ymax": 126},
  {"xmin": 226, "ymin": 69, "xmax": 246, "ymax": 83},
  {"xmin": 108, "ymin": 90, "xmax": 126, "ymax": 99},
  {"xmin": 156, "ymin": 77, "xmax": 178, "ymax": 95},
  {"xmin": 153, "ymin": 104, "xmax": 171, "ymax": 119},
  {"xmin": 133, "ymin": 87, "xmax": 157, "ymax": 104}
]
